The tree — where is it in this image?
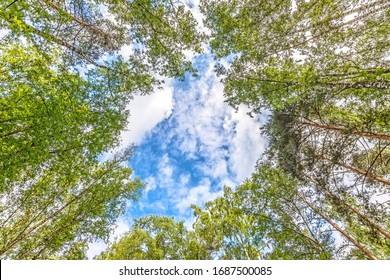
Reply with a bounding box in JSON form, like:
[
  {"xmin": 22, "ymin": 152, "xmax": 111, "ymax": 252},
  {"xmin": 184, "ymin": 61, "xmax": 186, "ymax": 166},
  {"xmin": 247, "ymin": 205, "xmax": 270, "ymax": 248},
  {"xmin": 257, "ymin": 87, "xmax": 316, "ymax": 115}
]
[
  {"xmin": 96, "ymin": 215, "xmax": 210, "ymax": 260},
  {"xmin": 202, "ymin": 0, "xmax": 390, "ymax": 255},
  {"xmin": 191, "ymin": 174, "xmax": 335, "ymax": 260},
  {"xmin": 1, "ymin": 0, "xmax": 205, "ymax": 77},
  {"xmin": 0, "ymin": 147, "xmax": 144, "ymax": 259},
  {"xmin": 191, "ymin": 187, "xmax": 266, "ymax": 260},
  {"xmin": 201, "ymin": 0, "xmax": 390, "ymax": 119},
  {"xmin": 1, "ymin": 0, "xmax": 205, "ymax": 186},
  {"xmin": 262, "ymin": 107, "xmax": 390, "ymax": 259},
  {"xmin": 0, "ymin": 43, "xmax": 150, "ymax": 188}
]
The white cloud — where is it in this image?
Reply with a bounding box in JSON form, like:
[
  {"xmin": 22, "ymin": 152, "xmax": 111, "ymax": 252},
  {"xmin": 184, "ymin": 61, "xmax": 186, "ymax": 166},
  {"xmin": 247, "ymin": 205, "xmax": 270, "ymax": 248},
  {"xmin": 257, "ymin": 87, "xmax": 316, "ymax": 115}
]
[
  {"xmin": 119, "ymin": 44, "xmax": 134, "ymax": 59},
  {"xmin": 156, "ymin": 154, "xmax": 176, "ymax": 193},
  {"xmin": 229, "ymin": 105, "xmax": 267, "ymax": 181},
  {"xmin": 175, "ymin": 180, "xmax": 222, "ymax": 214},
  {"xmin": 144, "ymin": 176, "xmax": 157, "ymax": 191},
  {"xmin": 134, "ymin": 56, "xmax": 268, "ymax": 218},
  {"xmin": 167, "ymin": 58, "xmax": 267, "ymax": 187},
  {"xmin": 99, "ymin": 79, "xmax": 174, "ymax": 162},
  {"xmin": 125, "ymin": 80, "xmax": 174, "ymax": 144}
]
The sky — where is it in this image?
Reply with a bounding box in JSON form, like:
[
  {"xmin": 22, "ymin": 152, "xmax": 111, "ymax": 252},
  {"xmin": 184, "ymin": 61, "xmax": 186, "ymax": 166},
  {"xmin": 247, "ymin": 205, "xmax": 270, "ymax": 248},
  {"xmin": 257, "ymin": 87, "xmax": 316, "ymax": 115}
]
[{"xmin": 87, "ymin": 52, "xmax": 269, "ymax": 258}]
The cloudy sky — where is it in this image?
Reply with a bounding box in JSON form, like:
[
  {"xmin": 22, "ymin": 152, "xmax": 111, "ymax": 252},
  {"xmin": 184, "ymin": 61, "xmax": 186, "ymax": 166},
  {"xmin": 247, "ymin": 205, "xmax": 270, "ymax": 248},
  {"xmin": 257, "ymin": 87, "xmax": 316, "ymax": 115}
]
[
  {"xmin": 87, "ymin": 1, "xmax": 269, "ymax": 259},
  {"xmin": 87, "ymin": 51, "xmax": 269, "ymax": 258}
]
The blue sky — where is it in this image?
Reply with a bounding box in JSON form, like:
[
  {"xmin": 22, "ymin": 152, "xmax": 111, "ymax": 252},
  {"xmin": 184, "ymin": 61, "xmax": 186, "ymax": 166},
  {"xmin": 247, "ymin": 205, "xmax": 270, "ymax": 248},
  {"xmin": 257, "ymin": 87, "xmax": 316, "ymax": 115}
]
[{"xmin": 127, "ymin": 53, "xmax": 268, "ymax": 217}]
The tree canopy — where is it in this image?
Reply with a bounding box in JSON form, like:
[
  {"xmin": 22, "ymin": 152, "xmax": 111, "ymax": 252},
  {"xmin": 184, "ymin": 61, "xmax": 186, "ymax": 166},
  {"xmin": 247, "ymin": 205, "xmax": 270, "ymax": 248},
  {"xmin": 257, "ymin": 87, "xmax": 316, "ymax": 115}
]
[{"xmin": 1, "ymin": 0, "xmax": 389, "ymax": 259}]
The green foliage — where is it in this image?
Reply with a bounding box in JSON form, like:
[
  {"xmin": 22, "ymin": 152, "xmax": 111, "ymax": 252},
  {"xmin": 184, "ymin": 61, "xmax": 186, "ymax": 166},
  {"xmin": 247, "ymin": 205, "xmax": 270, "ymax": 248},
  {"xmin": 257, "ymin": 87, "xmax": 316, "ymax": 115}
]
[
  {"xmin": 0, "ymin": 147, "xmax": 144, "ymax": 259},
  {"xmin": 191, "ymin": 165, "xmax": 335, "ymax": 260},
  {"xmin": 96, "ymin": 215, "xmax": 210, "ymax": 260},
  {"xmin": 0, "ymin": 0, "xmax": 205, "ymax": 259},
  {"xmin": 0, "ymin": 0, "xmax": 205, "ymax": 78},
  {"xmin": 0, "ymin": 43, "xmax": 134, "ymax": 187},
  {"xmin": 199, "ymin": 0, "xmax": 390, "ymax": 258},
  {"xmin": 191, "ymin": 187, "xmax": 266, "ymax": 260},
  {"xmin": 2, "ymin": 0, "xmax": 389, "ymax": 260},
  {"xmin": 201, "ymin": 0, "xmax": 390, "ymax": 127}
]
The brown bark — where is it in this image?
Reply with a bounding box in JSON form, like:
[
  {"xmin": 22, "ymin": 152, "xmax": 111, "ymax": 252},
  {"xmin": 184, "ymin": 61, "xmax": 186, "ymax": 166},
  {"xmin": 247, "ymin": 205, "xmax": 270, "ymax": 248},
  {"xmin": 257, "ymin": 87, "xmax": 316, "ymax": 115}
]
[
  {"xmin": 322, "ymin": 157, "xmax": 390, "ymax": 186},
  {"xmin": 40, "ymin": 0, "xmax": 114, "ymax": 41},
  {"xmin": 328, "ymin": 81, "xmax": 390, "ymax": 90},
  {"xmin": 28, "ymin": 23, "xmax": 111, "ymax": 70},
  {"xmin": 304, "ymin": 174, "xmax": 390, "ymax": 239},
  {"xmin": 296, "ymin": 120, "xmax": 390, "ymax": 141},
  {"xmin": 328, "ymin": 191, "xmax": 390, "ymax": 239},
  {"xmin": 297, "ymin": 193, "xmax": 378, "ymax": 260},
  {"xmin": 2, "ymin": 14, "xmax": 111, "ymax": 70}
]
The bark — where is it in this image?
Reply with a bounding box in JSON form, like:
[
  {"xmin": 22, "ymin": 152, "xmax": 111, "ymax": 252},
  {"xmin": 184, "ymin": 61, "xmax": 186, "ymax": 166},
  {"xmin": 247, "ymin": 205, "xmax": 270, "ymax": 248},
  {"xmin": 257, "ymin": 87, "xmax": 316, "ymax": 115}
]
[
  {"xmin": 296, "ymin": 193, "xmax": 378, "ymax": 260},
  {"xmin": 304, "ymin": 174, "xmax": 390, "ymax": 239},
  {"xmin": 27, "ymin": 23, "xmax": 111, "ymax": 70},
  {"xmin": 328, "ymin": 191, "xmax": 390, "ymax": 239},
  {"xmin": 296, "ymin": 120, "xmax": 390, "ymax": 141},
  {"xmin": 328, "ymin": 81, "xmax": 390, "ymax": 90},
  {"xmin": 40, "ymin": 0, "xmax": 114, "ymax": 41},
  {"xmin": 322, "ymin": 157, "xmax": 390, "ymax": 186},
  {"xmin": 1, "ymin": 14, "xmax": 112, "ymax": 70}
]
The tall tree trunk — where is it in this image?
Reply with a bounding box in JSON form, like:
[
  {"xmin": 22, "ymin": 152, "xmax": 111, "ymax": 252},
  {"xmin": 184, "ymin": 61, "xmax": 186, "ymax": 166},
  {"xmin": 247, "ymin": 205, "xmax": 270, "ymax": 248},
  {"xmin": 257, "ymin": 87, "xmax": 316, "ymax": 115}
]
[
  {"xmin": 296, "ymin": 193, "xmax": 378, "ymax": 260},
  {"xmin": 327, "ymin": 191, "xmax": 390, "ymax": 239},
  {"xmin": 296, "ymin": 120, "xmax": 390, "ymax": 141},
  {"xmin": 40, "ymin": 0, "xmax": 114, "ymax": 40},
  {"xmin": 328, "ymin": 81, "xmax": 390, "ymax": 90},
  {"xmin": 0, "ymin": 13, "xmax": 111, "ymax": 70},
  {"xmin": 304, "ymin": 174, "xmax": 390, "ymax": 239},
  {"xmin": 322, "ymin": 157, "xmax": 390, "ymax": 186}
]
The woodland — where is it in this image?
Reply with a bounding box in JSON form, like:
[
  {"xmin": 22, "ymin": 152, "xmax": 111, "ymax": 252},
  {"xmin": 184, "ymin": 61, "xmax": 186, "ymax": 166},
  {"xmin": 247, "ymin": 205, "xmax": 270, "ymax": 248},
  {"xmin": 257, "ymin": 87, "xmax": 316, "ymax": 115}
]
[{"xmin": 0, "ymin": 0, "xmax": 389, "ymax": 260}]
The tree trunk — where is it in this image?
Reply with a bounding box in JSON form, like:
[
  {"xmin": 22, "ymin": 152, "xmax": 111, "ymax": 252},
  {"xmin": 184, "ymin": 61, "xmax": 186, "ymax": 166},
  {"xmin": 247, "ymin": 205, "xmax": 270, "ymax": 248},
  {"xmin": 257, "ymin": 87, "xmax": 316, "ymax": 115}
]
[
  {"xmin": 322, "ymin": 157, "xmax": 390, "ymax": 186},
  {"xmin": 40, "ymin": 0, "xmax": 113, "ymax": 40},
  {"xmin": 296, "ymin": 193, "xmax": 378, "ymax": 260},
  {"xmin": 328, "ymin": 81, "xmax": 390, "ymax": 90},
  {"xmin": 327, "ymin": 191, "xmax": 390, "ymax": 239},
  {"xmin": 1, "ymin": 14, "xmax": 111, "ymax": 70},
  {"xmin": 304, "ymin": 174, "xmax": 390, "ymax": 239},
  {"xmin": 296, "ymin": 120, "xmax": 390, "ymax": 141}
]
